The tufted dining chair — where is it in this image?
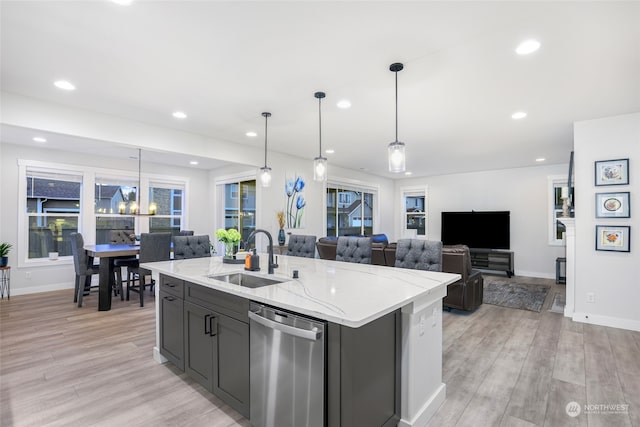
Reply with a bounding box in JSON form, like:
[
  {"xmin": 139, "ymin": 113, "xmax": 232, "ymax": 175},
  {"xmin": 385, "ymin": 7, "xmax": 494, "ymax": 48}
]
[
  {"xmin": 394, "ymin": 239, "xmax": 442, "ymax": 272},
  {"xmin": 127, "ymin": 232, "xmax": 172, "ymax": 307},
  {"xmin": 109, "ymin": 230, "xmax": 136, "ymax": 300},
  {"xmin": 173, "ymin": 235, "xmax": 211, "ymax": 259},
  {"xmin": 286, "ymin": 235, "xmax": 317, "ymax": 258},
  {"xmin": 178, "ymin": 230, "xmax": 195, "ymax": 236},
  {"xmin": 336, "ymin": 236, "xmax": 372, "ymax": 264},
  {"xmin": 70, "ymin": 232, "xmax": 100, "ymax": 307}
]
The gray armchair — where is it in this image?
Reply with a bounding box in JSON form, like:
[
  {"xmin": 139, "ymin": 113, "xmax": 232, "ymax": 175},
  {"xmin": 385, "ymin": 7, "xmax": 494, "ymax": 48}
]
[
  {"xmin": 173, "ymin": 235, "xmax": 211, "ymax": 259},
  {"xmin": 287, "ymin": 235, "xmax": 317, "ymax": 258},
  {"xmin": 336, "ymin": 236, "xmax": 372, "ymax": 264},
  {"xmin": 394, "ymin": 239, "xmax": 442, "ymax": 272}
]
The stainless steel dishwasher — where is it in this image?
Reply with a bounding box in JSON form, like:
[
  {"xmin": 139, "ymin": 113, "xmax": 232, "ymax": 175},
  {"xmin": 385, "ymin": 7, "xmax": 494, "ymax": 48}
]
[{"xmin": 248, "ymin": 302, "xmax": 325, "ymax": 427}]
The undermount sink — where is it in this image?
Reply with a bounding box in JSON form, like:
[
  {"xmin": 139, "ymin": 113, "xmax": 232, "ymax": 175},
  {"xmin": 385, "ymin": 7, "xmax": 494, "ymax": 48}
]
[{"xmin": 207, "ymin": 272, "xmax": 284, "ymax": 289}]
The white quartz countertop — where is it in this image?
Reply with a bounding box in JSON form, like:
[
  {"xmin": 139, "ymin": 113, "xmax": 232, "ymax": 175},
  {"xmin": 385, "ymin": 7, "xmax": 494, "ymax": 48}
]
[{"xmin": 143, "ymin": 255, "xmax": 460, "ymax": 328}]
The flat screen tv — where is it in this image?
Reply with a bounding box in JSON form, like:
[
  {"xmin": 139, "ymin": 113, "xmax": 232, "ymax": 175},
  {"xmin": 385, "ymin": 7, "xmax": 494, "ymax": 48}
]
[{"xmin": 441, "ymin": 211, "xmax": 510, "ymax": 250}]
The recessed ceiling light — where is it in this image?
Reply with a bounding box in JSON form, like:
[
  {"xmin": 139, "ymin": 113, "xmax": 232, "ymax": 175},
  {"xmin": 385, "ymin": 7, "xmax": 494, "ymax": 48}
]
[
  {"xmin": 511, "ymin": 111, "xmax": 527, "ymax": 120},
  {"xmin": 33, "ymin": 137, "xmax": 47, "ymax": 143},
  {"xmin": 189, "ymin": 161, "xmax": 199, "ymax": 165},
  {"xmin": 246, "ymin": 131, "xmax": 258, "ymax": 137},
  {"xmin": 337, "ymin": 100, "xmax": 351, "ymax": 109},
  {"xmin": 536, "ymin": 158, "xmax": 546, "ymax": 162},
  {"xmin": 54, "ymin": 80, "xmax": 76, "ymax": 91},
  {"xmin": 172, "ymin": 111, "xmax": 187, "ymax": 119},
  {"xmin": 325, "ymin": 149, "xmax": 335, "ymax": 154},
  {"xmin": 516, "ymin": 39, "xmax": 541, "ymax": 55},
  {"xmin": 404, "ymin": 171, "xmax": 413, "ymax": 176}
]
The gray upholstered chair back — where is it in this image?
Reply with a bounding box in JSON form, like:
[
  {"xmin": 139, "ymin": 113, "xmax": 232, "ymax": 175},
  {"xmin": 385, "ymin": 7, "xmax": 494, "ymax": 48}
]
[
  {"xmin": 394, "ymin": 239, "xmax": 443, "ymax": 272},
  {"xmin": 70, "ymin": 232, "xmax": 92, "ymax": 275},
  {"xmin": 139, "ymin": 233, "xmax": 172, "ymax": 264},
  {"xmin": 109, "ymin": 230, "xmax": 134, "ymax": 244},
  {"xmin": 336, "ymin": 236, "xmax": 372, "ymax": 264},
  {"xmin": 173, "ymin": 235, "xmax": 211, "ymax": 259},
  {"xmin": 287, "ymin": 235, "xmax": 317, "ymax": 258},
  {"xmin": 179, "ymin": 230, "xmax": 195, "ymax": 236}
]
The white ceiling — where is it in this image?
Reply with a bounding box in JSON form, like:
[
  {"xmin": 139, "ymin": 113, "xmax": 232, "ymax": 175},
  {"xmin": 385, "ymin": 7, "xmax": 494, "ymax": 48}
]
[{"xmin": 1, "ymin": 1, "xmax": 639, "ymax": 178}]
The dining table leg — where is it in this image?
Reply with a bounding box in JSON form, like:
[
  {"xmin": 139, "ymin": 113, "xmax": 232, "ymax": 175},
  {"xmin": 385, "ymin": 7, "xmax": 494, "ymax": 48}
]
[{"xmin": 98, "ymin": 257, "xmax": 114, "ymax": 311}]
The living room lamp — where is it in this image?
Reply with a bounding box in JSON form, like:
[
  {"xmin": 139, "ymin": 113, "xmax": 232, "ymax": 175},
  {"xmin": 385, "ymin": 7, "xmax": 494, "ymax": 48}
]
[
  {"xmin": 388, "ymin": 62, "xmax": 406, "ymax": 173},
  {"xmin": 313, "ymin": 91, "xmax": 328, "ymax": 182},
  {"xmin": 258, "ymin": 112, "xmax": 273, "ymax": 187}
]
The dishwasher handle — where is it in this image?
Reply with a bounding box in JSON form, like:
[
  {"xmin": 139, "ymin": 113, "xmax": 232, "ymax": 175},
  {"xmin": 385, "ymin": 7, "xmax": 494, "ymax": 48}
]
[{"xmin": 248, "ymin": 310, "xmax": 321, "ymax": 341}]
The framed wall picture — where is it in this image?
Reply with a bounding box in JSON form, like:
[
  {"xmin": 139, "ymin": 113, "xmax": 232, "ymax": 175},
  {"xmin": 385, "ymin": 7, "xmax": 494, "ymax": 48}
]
[
  {"xmin": 595, "ymin": 225, "xmax": 631, "ymax": 252},
  {"xmin": 595, "ymin": 192, "xmax": 630, "ymax": 218},
  {"xmin": 595, "ymin": 158, "xmax": 629, "ymax": 186}
]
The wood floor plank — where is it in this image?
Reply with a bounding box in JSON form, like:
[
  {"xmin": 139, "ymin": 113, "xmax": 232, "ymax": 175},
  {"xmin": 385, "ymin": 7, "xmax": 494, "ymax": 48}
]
[
  {"xmin": 543, "ymin": 379, "xmax": 588, "ymax": 427},
  {"xmin": 583, "ymin": 324, "xmax": 632, "ymax": 427},
  {"xmin": 552, "ymin": 328, "xmax": 585, "ymax": 386},
  {"xmin": 504, "ymin": 311, "xmax": 563, "ymax": 425}
]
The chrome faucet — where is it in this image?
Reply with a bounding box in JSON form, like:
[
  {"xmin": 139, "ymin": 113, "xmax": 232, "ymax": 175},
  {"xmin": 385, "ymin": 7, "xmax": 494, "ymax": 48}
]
[{"xmin": 246, "ymin": 229, "xmax": 277, "ymax": 274}]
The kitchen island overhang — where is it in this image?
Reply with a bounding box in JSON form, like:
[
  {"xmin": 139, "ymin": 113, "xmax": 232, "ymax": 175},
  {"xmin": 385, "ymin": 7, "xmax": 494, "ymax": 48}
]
[{"xmin": 144, "ymin": 255, "xmax": 460, "ymax": 427}]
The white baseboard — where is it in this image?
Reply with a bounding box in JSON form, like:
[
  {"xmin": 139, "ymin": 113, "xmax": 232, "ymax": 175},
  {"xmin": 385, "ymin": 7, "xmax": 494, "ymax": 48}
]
[
  {"xmin": 9, "ymin": 281, "xmax": 74, "ymax": 296},
  {"xmin": 398, "ymin": 383, "xmax": 446, "ymax": 427},
  {"xmin": 572, "ymin": 311, "xmax": 640, "ymax": 332}
]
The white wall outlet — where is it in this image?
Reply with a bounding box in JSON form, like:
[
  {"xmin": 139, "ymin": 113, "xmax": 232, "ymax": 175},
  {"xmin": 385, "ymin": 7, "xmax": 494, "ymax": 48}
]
[
  {"xmin": 25, "ymin": 271, "xmax": 32, "ymax": 279},
  {"xmin": 586, "ymin": 292, "xmax": 595, "ymax": 303}
]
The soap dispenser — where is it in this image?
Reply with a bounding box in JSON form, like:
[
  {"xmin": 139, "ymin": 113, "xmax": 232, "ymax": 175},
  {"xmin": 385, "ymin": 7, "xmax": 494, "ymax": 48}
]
[{"xmin": 245, "ymin": 249, "xmax": 260, "ymax": 271}]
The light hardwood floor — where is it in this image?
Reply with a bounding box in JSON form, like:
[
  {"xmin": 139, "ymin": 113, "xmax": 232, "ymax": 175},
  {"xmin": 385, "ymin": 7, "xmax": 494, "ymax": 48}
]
[{"xmin": 1, "ymin": 276, "xmax": 639, "ymax": 427}]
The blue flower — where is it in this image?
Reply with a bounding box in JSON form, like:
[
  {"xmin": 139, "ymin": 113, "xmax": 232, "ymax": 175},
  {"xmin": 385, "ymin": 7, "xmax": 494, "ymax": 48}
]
[
  {"xmin": 285, "ymin": 179, "xmax": 295, "ymax": 197},
  {"xmin": 294, "ymin": 176, "xmax": 305, "ymax": 192},
  {"xmin": 296, "ymin": 195, "xmax": 306, "ymax": 210}
]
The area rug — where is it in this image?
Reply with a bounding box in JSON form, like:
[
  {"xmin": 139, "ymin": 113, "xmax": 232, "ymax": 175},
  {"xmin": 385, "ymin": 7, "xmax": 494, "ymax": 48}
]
[
  {"xmin": 548, "ymin": 292, "xmax": 566, "ymax": 314},
  {"xmin": 483, "ymin": 282, "xmax": 550, "ymax": 312}
]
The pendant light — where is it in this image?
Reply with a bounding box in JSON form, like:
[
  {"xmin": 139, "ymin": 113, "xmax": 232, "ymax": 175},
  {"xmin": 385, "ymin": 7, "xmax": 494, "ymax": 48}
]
[
  {"xmin": 258, "ymin": 112, "xmax": 272, "ymax": 187},
  {"xmin": 388, "ymin": 62, "xmax": 406, "ymax": 173},
  {"xmin": 118, "ymin": 148, "xmax": 157, "ymax": 215},
  {"xmin": 313, "ymin": 91, "xmax": 328, "ymax": 182}
]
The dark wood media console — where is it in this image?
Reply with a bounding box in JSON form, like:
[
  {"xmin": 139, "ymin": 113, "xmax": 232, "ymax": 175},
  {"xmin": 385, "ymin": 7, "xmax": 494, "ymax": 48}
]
[{"xmin": 469, "ymin": 248, "xmax": 514, "ymax": 277}]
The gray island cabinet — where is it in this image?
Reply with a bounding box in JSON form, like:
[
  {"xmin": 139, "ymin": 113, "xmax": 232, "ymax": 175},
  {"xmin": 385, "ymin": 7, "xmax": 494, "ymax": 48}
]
[{"xmin": 146, "ymin": 255, "xmax": 459, "ymax": 427}]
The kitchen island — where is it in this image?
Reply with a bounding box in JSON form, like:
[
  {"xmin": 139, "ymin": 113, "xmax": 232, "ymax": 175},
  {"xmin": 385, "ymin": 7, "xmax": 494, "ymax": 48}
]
[{"xmin": 144, "ymin": 254, "xmax": 459, "ymax": 427}]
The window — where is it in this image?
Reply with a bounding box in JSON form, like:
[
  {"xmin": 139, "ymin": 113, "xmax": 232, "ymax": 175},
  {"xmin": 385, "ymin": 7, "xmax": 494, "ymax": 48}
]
[
  {"xmin": 224, "ymin": 180, "xmax": 256, "ymax": 241},
  {"xmin": 95, "ymin": 176, "xmax": 137, "ymax": 244},
  {"xmin": 548, "ymin": 176, "xmax": 574, "ymax": 245},
  {"xmin": 149, "ymin": 183, "xmax": 185, "ymax": 236},
  {"xmin": 326, "ymin": 186, "xmax": 375, "ymax": 236},
  {"xmin": 25, "ymin": 168, "xmax": 82, "ymax": 259},
  {"xmin": 404, "ymin": 193, "xmax": 426, "ymax": 236}
]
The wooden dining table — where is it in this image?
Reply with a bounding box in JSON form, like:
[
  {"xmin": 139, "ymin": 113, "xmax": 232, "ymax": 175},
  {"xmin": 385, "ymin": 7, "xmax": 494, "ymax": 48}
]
[{"xmin": 85, "ymin": 244, "xmax": 140, "ymax": 311}]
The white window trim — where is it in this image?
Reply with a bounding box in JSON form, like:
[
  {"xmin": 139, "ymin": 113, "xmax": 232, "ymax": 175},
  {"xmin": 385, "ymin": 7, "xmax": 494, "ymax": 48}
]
[
  {"xmin": 547, "ymin": 174, "xmax": 569, "ymax": 246},
  {"xmin": 17, "ymin": 159, "xmax": 189, "ymax": 267},
  {"xmin": 399, "ymin": 185, "xmax": 428, "ymax": 239}
]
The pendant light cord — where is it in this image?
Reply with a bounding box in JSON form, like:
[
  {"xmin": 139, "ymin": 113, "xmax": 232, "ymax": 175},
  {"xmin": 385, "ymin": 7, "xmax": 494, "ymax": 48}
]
[
  {"xmin": 395, "ymin": 70, "xmax": 398, "ymax": 143},
  {"xmin": 264, "ymin": 114, "xmax": 268, "ymax": 168},
  {"xmin": 318, "ymin": 96, "xmax": 322, "ymax": 156},
  {"xmin": 138, "ymin": 148, "xmax": 141, "ymax": 197}
]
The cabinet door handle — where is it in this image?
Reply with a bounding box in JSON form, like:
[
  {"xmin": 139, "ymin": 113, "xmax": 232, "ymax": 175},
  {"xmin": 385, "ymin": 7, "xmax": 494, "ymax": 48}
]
[
  {"xmin": 209, "ymin": 316, "xmax": 217, "ymax": 337},
  {"xmin": 204, "ymin": 314, "xmax": 211, "ymax": 335},
  {"xmin": 167, "ymin": 283, "xmax": 176, "ymax": 288},
  {"xmin": 163, "ymin": 296, "xmax": 175, "ymax": 302}
]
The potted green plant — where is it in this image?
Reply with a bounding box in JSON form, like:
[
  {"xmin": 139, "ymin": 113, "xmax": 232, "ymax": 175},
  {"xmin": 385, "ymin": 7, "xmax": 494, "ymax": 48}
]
[
  {"xmin": 215, "ymin": 228, "xmax": 242, "ymax": 263},
  {"xmin": 0, "ymin": 243, "xmax": 12, "ymax": 267}
]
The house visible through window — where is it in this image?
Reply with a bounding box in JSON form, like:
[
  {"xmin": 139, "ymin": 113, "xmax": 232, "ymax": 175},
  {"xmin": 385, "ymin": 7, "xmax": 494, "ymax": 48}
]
[
  {"xmin": 95, "ymin": 176, "xmax": 137, "ymax": 244},
  {"xmin": 26, "ymin": 169, "xmax": 82, "ymax": 259},
  {"xmin": 326, "ymin": 187, "xmax": 375, "ymax": 236},
  {"xmin": 224, "ymin": 180, "xmax": 256, "ymax": 241},
  {"xmin": 149, "ymin": 184, "xmax": 185, "ymax": 236},
  {"xmin": 404, "ymin": 192, "xmax": 426, "ymax": 236}
]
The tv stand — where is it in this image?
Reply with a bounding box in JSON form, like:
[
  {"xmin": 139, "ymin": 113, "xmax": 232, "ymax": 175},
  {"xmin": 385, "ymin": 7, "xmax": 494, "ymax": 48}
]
[{"xmin": 469, "ymin": 248, "xmax": 514, "ymax": 277}]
